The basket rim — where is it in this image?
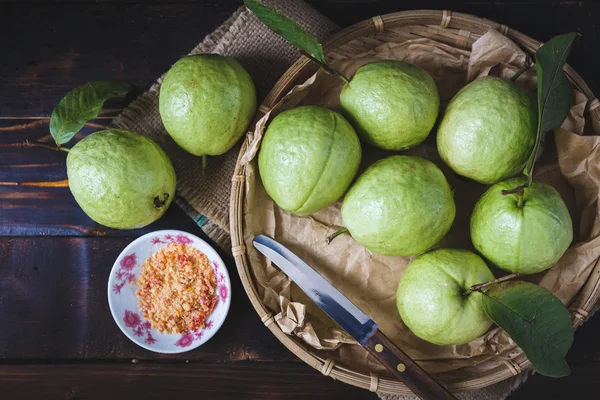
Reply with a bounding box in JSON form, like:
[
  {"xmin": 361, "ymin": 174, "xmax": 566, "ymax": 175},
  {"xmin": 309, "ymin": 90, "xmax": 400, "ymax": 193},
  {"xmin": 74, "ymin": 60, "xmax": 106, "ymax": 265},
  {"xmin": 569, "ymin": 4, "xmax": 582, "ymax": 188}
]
[{"xmin": 230, "ymin": 8, "xmax": 600, "ymax": 395}]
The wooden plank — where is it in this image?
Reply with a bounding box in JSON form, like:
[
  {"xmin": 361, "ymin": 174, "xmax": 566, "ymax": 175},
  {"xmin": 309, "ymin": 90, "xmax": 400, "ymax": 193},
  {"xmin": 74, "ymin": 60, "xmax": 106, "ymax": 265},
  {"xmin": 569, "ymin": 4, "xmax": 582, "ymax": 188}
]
[
  {"xmin": 0, "ymin": 3, "xmax": 238, "ymax": 118},
  {"xmin": 0, "ymin": 118, "xmax": 103, "ymax": 183},
  {"xmin": 1, "ymin": 2, "xmax": 598, "ymax": 119},
  {"xmin": 0, "ymin": 185, "xmax": 205, "ymax": 237},
  {"xmin": 2, "ymin": 361, "xmax": 600, "ymax": 400},
  {"xmin": 0, "ymin": 363, "xmax": 376, "ymax": 400},
  {"xmin": 0, "ymin": 237, "xmax": 295, "ymax": 362}
]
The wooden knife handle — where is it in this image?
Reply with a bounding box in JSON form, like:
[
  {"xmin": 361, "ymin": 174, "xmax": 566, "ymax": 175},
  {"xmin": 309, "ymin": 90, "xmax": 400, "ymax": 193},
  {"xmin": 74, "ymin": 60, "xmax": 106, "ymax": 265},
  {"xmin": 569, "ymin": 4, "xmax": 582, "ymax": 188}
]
[{"xmin": 363, "ymin": 330, "xmax": 457, "ymax": 400}]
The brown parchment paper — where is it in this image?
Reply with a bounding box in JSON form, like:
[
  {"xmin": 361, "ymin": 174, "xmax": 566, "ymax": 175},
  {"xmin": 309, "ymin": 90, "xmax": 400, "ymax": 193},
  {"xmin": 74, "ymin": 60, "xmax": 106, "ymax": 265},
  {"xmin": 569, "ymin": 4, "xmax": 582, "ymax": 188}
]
[{"xmin": 241, "ymin": 30, "xmax": 600, "ymax": 379}]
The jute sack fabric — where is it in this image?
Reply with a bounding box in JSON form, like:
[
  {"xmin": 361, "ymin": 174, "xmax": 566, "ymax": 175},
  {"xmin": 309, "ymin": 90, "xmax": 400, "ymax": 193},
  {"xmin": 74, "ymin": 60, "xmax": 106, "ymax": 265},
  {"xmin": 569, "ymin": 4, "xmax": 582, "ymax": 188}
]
[{"xmin": 112, "ymin": 1, "xmax": 531, "ymax": 398}]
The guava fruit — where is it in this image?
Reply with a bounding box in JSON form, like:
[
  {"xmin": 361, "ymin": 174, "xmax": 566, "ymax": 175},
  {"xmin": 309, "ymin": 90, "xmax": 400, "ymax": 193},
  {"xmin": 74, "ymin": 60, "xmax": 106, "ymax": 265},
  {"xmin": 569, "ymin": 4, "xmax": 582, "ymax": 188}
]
[
  {"xmin": 339, "ymin": 60, "xmax": 440, "ymax": 150},
  {"xmin": 437, "ymin": 76, "xmax": 537, "ymax": 184},
  {"xmin": 396, "ymin": 248, "xmax": 494, "ymax": 346},
  {"xmin": 258, "ymin": 106, "xmax": 361, "ymax": 216},
  {"xmin": 341, "ymin": 155, "xmax": 455, "ymax": 256},
  {"xmin": 66, "ymin": 129, "xmax": 176, "ymax": 229},
  {"xmin": 159, "ymin": 54, "xmax": 256, "ymax": 156},
  {"xmin": 470, "ymin": 177, "xmax": 573, "ymax": 274}
]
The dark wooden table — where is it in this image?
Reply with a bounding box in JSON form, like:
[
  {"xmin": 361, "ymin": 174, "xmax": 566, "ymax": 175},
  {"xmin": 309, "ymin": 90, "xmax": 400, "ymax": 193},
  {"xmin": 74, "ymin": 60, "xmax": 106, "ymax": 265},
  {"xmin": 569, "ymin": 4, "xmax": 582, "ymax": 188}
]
[{"xmin": 1, "ymin": 1, "xmax": 599, "ymax": 399}]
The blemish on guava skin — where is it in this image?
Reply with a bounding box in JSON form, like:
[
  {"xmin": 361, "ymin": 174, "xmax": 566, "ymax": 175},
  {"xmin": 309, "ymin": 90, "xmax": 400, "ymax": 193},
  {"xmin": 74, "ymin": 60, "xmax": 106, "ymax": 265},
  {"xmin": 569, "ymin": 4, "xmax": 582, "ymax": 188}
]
[
  {"xmin": 183, "ymin": 79, "xmax": 197, "ymax": 89},
  {"xmin": 154, "ymin": 193, "xmax": 170, "ymax": 209}
]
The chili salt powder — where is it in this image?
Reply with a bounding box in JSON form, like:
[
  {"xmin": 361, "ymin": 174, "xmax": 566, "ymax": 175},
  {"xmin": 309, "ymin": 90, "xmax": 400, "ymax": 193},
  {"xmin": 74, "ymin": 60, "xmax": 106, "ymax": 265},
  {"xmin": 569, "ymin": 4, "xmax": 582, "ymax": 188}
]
[{"xmin": 136, "ymin": 243, "xmax": 217, "ymax": 334}]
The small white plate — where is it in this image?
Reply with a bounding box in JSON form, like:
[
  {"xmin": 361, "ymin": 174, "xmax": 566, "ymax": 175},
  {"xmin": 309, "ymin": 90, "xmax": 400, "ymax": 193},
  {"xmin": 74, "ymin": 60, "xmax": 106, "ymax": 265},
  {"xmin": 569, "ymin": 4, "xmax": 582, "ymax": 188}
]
[{"xmin": 107, "ymin": 229, "xmax": 231, "ymax": 353}]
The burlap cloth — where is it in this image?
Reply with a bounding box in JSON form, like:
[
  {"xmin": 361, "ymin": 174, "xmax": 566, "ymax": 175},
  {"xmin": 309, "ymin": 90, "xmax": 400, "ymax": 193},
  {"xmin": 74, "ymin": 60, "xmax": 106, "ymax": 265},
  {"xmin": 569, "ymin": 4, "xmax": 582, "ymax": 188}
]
[{"xmin": 110, "ymin": 1, "xmax": 537, "ymax": 398}]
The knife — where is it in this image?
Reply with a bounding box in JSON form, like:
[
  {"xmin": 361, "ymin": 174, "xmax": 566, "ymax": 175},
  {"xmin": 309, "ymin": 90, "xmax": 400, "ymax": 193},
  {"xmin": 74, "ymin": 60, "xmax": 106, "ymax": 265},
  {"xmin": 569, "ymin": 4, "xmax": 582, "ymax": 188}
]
[{"xmin": 253, "ymin": 234, "xmax": 457, "ymax": 400}]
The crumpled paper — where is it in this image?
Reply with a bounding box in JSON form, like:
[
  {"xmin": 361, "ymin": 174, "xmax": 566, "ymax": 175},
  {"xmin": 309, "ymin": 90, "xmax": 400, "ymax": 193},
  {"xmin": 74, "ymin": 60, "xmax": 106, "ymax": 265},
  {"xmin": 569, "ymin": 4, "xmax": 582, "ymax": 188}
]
[{"xmin": 241, "ymin": 29, "xmax": 600, "ymax": 379}]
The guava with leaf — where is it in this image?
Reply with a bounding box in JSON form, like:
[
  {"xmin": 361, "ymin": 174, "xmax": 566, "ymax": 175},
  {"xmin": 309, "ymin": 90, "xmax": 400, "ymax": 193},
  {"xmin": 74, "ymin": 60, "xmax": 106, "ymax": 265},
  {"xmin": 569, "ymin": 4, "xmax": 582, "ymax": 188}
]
[
  {"xmin": 437, "ymin": 76, "xmax": 537, "ymax": 184},
  {"xmin": 341, "ymin": 155, "xmax": 455, "ymax": 256},
  {"xmin": 159, "ymin": 54, "xmax": 256, "ymax": 156},
  {"xmin": 396, "ymin": 248, "xmax": 495, "ymax": 345},
  {"xmin": 470, "ymin": 177, "xmax": 573, "ymax": 274},
  {"xmin": 67, "ymin": 129, "xmax": 176, "ymax": 229},
  {"xmin": 340, "ymin": 60, "xmax": 440, "ymax": 150},
  {"xmin": 258, "ymin": 106, "xmax": 361, "ymax": 216}
]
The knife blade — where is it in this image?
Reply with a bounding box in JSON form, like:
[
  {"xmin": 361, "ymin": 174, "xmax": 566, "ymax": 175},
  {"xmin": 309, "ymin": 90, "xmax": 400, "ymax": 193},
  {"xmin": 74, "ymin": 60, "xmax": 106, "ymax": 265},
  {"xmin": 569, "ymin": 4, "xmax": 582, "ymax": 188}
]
[
  {"xmin": 253, "ymin": 234, "xmax": 378, "ymax": 343},
  {"xmin": 253, "ymin": 234, "xmax": 457, "ymax": 400}
]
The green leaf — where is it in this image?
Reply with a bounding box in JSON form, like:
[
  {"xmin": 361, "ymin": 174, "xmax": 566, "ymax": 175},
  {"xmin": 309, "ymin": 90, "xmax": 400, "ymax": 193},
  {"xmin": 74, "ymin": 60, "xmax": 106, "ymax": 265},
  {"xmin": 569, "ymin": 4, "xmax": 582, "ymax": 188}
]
[
  {"xmin": 244, "ymin": 0, "xmax": 326, "ymax": 65},
  {"xmin": 482, "ymin": 281, "xmax": 574, "ymax": 377},
  {"xmin": 524, "ymin": 32, "xmax": 578, "ymax": 178},
  {"xmin": 49, "ymin": 81, "xmax": 131, "ymax": 146}
]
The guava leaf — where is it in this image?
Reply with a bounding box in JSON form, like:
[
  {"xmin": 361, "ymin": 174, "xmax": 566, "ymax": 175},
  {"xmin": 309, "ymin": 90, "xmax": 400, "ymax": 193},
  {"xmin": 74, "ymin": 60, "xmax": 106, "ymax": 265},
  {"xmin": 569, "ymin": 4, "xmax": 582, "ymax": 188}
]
[
  {"xmin": 482, "ymin": 281, "xmax": 573, "ymax": 377},
  {"xmin": 244, "ymin": 0, "xmax": 326, "ymax": 65},
  {"xmin": 50, "ymin": 81, "xmax": 131, "ymax": 146},
  {"xmin": 524, "ymin": 32, "xmax": 578, "ymax": 178}
]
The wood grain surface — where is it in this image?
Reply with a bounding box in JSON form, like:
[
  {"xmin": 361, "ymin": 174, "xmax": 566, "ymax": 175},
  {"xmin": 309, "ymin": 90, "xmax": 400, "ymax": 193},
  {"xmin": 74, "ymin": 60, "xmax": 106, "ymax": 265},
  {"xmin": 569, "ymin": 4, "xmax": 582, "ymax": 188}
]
[
  {"xmin": 0, "ymin": 363, "xmax": 379, "ymax": 399},
  {"xmin": 1, "ymin": 1, "xmax": 599, "ymax": 399}
]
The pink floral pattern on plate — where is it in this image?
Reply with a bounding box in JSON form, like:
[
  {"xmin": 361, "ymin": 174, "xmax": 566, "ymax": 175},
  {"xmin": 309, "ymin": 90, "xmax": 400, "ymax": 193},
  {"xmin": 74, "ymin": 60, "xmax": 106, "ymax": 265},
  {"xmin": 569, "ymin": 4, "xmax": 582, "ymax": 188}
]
[
  {"xmin": 108, "ymin": 230, "xmax": 231, "ymax": 354},
  {"xmin": 123, "ymin": 310, "xmax": 156, "ymax": 344},
  {"xmin": 214, "ymin": 265, "xmax": 229, "ymax": 303},
  {"xmin": 151, "ymin": 233, "xmax": 193, "ymax": 245},
  {"xmin": 174, "ymin": 318, "xmax": 215, "ymax": 348},
  {"xmin": 112, "ymin": 253, "xmax": 137, "ymax": 295}
]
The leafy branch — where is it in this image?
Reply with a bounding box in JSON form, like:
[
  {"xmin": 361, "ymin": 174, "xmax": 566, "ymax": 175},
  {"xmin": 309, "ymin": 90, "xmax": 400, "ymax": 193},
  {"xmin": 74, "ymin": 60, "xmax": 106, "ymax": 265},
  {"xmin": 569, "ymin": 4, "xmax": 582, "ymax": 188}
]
[
  {"xmin": 26, "ymin": 140, "xmax": 70, "ymax": 152},
  {"xmin": 525, "ymin": 33, "xmax": 578, "ymax": 183},
  {"xmin": 244, "ymin": 0, "xmax": 349, "ymax": 83},
  {"xmin": 50, "ymin": 81, "xmax": 132, "ymax": 146},
  {"xmin": 462, "ymin": 273, "xmax": 519, "ymax": 296},
  {"xmin": 299, "ymin": 51, "xmax": 350, "ymax": 84},
  {"xmin": 503, "ymin": 33, "xmax": 578, "ymax": 197}
]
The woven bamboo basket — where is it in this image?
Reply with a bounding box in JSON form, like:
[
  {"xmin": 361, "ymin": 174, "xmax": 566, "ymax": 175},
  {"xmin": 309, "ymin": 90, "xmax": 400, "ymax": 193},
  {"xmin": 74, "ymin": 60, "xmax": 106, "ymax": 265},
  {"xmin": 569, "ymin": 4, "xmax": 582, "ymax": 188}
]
[{"xmin": 230, "ymin": 9, "xmax": 600, "ymax": 395}]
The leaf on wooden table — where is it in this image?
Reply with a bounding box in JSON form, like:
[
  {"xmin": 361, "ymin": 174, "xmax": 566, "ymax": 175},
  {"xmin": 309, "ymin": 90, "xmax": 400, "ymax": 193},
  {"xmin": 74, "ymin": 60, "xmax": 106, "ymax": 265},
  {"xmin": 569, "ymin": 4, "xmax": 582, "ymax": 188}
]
[
  {"xmin": 481, "ymin": 281, "xmax": 574, "ymax": 377},
  {"xmin": 49, "ymin": 81, "xmax": 131, "ymax": 146},
  {"xmin": 244, "ymin": 0, "xmax": 326, "ymax": 65}
]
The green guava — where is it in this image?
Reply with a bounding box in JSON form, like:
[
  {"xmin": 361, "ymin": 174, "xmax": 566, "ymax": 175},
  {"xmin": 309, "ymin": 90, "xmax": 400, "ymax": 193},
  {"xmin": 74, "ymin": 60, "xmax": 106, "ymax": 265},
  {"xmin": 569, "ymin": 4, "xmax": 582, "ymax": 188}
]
[
  {"xmin": 339, "ymin": 60, "xmax": 440, "ymax": 150},
  {"xmin": 437, "ymin": 76, "xmax": 537, "ymax": 184},
  {"xmin": 341, "ymin": 156, "xmax": 455, "ymax": 256},
  {"xmin": 159, "ymin": 54, "xmax": 256, "ymax": 156},
  {"xmin": 258, "ymin": 106, "xmax": 361, "ymax": 216},
  {"xmin": 396, "ymin": 248, "xmax": 494, "ymax": 346},
  {"xmin": 470, "ymin": 177, "xmax": 573, "ymax": 274},
  {"xmin": 66, "ymin": 129, "xmax": 176, "ymax": 229}
]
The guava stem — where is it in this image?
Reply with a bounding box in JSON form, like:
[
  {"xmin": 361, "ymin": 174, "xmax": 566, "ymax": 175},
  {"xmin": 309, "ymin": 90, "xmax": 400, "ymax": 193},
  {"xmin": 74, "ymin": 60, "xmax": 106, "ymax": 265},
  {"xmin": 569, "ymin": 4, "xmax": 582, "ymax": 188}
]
[
  {"xmin": 326, "ymin": 228, "xmax": 349, "ymax": 245},
  {"xmin": 501, "ymin": 185, "xmax": 527, "ymax": 208},
  {"xmin": 516, "ymin": 192, "xmax": 525, "ymax": 208},
  {"xmin": 510, "ymin": 66, "xmax": 527, "ymax": 82},
  {"xmin": 202, "ymin": 155, "xmax": 207, "ymax": 175},
  {"xmin": 510, "ymin": 56, "xmax": 533, "ymax": 82},
  {"xmin": 501, "ymin": 184, "xmax": 527, "ymax": 196},
  {"xmin": 27, "ymin": 140, "xmax": 70, "ymax": 152},
  {"xmin": 462, "ymin": 273, "xmax": 520, "ymax": 296},
  {"xmin": 299, "ymin": 50, "xmax": 351, "ymax": 84}
]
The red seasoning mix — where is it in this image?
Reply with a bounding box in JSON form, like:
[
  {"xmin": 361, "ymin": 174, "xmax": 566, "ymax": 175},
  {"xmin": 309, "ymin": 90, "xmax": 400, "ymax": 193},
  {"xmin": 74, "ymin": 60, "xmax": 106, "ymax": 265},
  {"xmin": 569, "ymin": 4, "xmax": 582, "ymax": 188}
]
[{"xmin": 136, "ymin": 243, "xmax": 217, "ymax": 334}]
